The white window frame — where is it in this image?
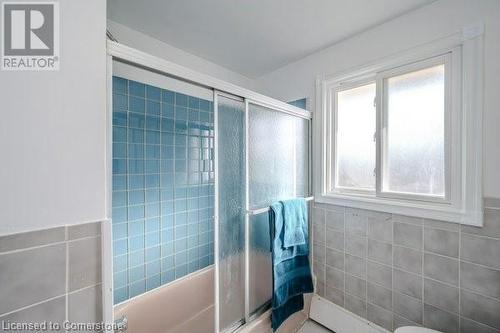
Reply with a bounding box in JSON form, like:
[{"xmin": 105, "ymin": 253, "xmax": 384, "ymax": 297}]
[{"xmin": 315, "ymin": 24, "xmax": 484, "ymax": 226}]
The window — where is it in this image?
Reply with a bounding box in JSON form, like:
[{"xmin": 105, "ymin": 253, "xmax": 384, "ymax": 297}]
[{"xmin": 318, "ymin": 28, "xmax": 484, "ymax": 226}]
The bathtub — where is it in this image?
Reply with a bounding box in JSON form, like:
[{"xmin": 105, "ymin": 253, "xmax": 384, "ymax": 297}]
[
  {"xmin": 114, "ymin": 267, "xmax": 215, "ymax": 333},
  {"xmin": 114, "ymin": 264, "xmax": 309, "ymax": 333}
]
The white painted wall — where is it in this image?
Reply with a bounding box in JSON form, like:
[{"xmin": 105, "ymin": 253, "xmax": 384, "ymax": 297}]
[
  {"xmin": 254, "ymin": 0, "xmax": 500, "ymax": 198},
  {"xmin": 107, "ymin": 20, "xmax": 257, "ymax": 91},
  {"xmin": 0, "ymin": 1, "xmax": 107, "ymax": 235}
]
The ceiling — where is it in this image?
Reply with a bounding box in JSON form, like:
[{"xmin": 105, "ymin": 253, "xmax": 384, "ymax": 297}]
[{"xmin": 107, "ymin": 0, "xmax": 436, "ymax": 79}]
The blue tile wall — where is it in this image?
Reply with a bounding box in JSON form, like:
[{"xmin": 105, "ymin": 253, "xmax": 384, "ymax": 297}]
[
  {"xmin": 112, "ymin": 76, "xmax": 215, "ymax": 304},
  {"xmin": 288, "ymin": 98, "xmax": 307, "ymax": 110}
]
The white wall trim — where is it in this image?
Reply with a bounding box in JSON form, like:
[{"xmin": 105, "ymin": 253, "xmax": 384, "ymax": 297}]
[{"xmin": 314, "ymin": 24, "xmax": 484, "ymax": 226}]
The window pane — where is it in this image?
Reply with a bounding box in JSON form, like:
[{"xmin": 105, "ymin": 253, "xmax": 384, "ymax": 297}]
[
  {"xmin": 336, "ymin": 83, "xmax": 376, "ymax": 190},
  {"xmin": 385, "ymin": 64, "xmax": 445, "ymax": 196}
]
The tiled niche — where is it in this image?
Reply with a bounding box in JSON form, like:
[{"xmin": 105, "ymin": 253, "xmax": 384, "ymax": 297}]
[{"xmin": 112, "ymin": 76, "xmax": 215, "ymax": 304}]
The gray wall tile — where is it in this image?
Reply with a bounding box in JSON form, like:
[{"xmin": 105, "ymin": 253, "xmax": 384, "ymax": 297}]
[
  {"xmin": 312, "ymin": 207, "xmax": 325, "ymax": 226},
  {"xmin": 367, "ymin": 261, "xmax": 392, "ymax": 289},
  {"xmin": 394, "ymin": 313, "xmax": 421, "ymax": 330},
  {"xmin": 0, "ymin": 244, "xmax": 66, "ymax": 315},
  {"xmin": 367, "ymin": 303, "xmax": 393, "ymax": 331},
  {"xmin": 345, "ymin": 293, "xmax": 367, "ymax": 318},
  {"xmin": 326, "ymin": 265, "xmax": 344, "ymax": 291},
  {"xmin": 0, "ymin": 227, "xmax": 65, "ymax": 253},
  {"xmin": 345, "ymin": 210, "xmax": 367, "ymax": 237},
  {"xmin": 313, "ymin": 261, "xmax": 325, "ymax": 285},
  {"xmin": 68, "ymin": 236, "xmax": 102, "ymax": 291},
  {"xmin": 368, "ymin": 282, "xmax": 392, "ymax": 311},
  {"xmin": 345, "ymin": 234, "xmax": 366, "ymax": 258},
  {"xmin": 394, "ymin": 246, "xmax": 422, "ymax": 274},
  {"xmin": 325, "ymin": 209, "xmax": 344, "ymax": 232},
  {"xmin": 424, "ymin": 253, "xmax": 459, "ymax": 286},
  {"xmin": 393, "ymin": 292, "xmax": 423, "ymax": 324},
  {"xmin": 424, "ymin": 227, "xmax": 459, "ymax": 258},
  {"xmin": 424, "ymin": 303, "xmax": 459, "ymax": 333},
  {"xmin": 424, "ymin": 278, "xmax": 459, "ymax": 313},
  {"xmin": 316, "ymin": 281, "xmax": 325, "ymax": 298},
  {"xmin": 394, "ymin": 222, "xmax": 423, "ymax": 250},
  {"xmin": 461, "ymin": 233, "xmax": 500, "ymax": 270},
  {"xmin": 368, "ymin": 218, "xmax": 393, "ymax": 243},
  {"xmin": 316, "ymin": 202, "xmax": 500, "ymax": 332},
  {"xmin": 325, "ymin": 286, "xmax": 344, "ymax": 307},
  {"xmin": 424, "ymin": 218, "xmax": 460, "ymax": 231},
  {"xmin": 345, "ymin": 274, "xmax": 366, "ymax": 300},
  {"xmin": 313, "ymin": 243, "xmax": 325, "ymax": 264},
  {"xmin": 461, "ymin": 209, "xmax": 500, "ymax": 239},
  {"xmin": 326, "ymin": 228, "xmax": 344, "ymax": 251},
  {"xmin": 461, "ymin": 289, "xmax": 500, "ymax": 329},
  {"xmin": 460, "ymin": 261, "xmax": 500, "ymax": 300},
  {"xmin": 68, "ymin": 284, "xmax": 103, "ymax": 323},
  {"xmin": 326, "ymin": 248, "xmax": 344, "ymax": 270},
  {"xmin": 393, "ymin": 214, "xmax": 423, "ymax": 225},
  {"xmin": 68, "ymin": 221, "xmax": 101, "ymax": 240},
  {"xmin": 394, "ymin": 269, "xmax": 422, "ymax": 300},
  {"xmin": 313, "ymin": 220, "xmax": 326, "ymax": 245},
  {"xmin": 368, "ymin": 239, "xmax": 392, "ymax": 265},
  {"xmin": 0, "ymin": 296, "xmax": 65, "ymax": 331},
  {"xmin": 345, "ymin": 254, "xmax": 366, "ymax": 278},
  {"xmin": 460, "ymin": 317, "xmax": 500, "ymax": 333}
]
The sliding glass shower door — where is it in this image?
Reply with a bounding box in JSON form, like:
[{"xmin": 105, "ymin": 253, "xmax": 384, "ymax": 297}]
[
  {"xmin": 215, "ymin": 93, "xmax": 246, "ymax": 332},
  {"xmin": 215, "ymin": 96, "xmax": 310, "ymax": 333},
  {"xmin": 247, "ymin": 102, "xmax": 310, "ymax": 317}
]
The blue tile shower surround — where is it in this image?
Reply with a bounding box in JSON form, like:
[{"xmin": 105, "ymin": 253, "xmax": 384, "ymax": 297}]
[
  {"xmin": 112, "ymin": 76, "xmax": 215, "ymax": 304},
  {"xmin": 288, "ymin": 98, "xmax": 307, "ymax": 110}
]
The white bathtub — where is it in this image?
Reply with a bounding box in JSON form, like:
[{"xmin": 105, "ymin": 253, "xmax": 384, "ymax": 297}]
[{"xmin": 113, "ymin": 264, "xmax": 309, "ymax": 333}]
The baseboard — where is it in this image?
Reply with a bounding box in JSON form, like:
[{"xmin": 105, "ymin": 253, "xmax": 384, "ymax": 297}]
[{"xmin": 309, "ymin": 295, "xmax": 390, "ymax": 333}]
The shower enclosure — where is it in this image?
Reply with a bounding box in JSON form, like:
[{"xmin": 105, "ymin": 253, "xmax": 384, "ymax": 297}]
[{"xmin": 107, "ymin": 41, "xmax": 312, "ymax": 333}]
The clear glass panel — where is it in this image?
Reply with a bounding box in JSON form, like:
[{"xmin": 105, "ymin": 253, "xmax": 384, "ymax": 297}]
[
  {"xmin": 335, "ymin": 83, "xmax": 376, "ymax": 190},
  {"xmin": 385, "ymin": 64, "xmax": 445, "ymax": 196},
  {"xmin": 217, "ymin": 95, "xmax": 246, "ymax": 331},
  {"xmin": 248, "ymin": 103, "xmax": 310, "ymax": 315}
]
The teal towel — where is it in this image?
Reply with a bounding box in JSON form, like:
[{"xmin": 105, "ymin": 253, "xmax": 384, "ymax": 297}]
[
  {"xmin": 282, "ymin": 198, "xmax": 307, "ymax": 248},
  {"xmin": 269, "ymin": 200, "xmax": 313, "ymax": 331}
]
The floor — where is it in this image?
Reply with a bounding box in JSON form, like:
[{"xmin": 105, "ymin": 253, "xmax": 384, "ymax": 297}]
[{"xmin": 297, "ymin": 320, "xmax": 333, "ymax": 333}]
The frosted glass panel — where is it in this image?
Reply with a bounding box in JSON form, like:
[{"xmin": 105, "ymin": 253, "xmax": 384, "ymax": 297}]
[
  {"xmin": 248, "ymin": 103, "xmax": 310, "ymax": 315},
  {"xmin": 248, "ymin": 103, "xmax": 309, "ymax": 208},
  {"xmin": 217, "ymin": 95, "xmax": 245, "ymax": 331},
  {"xmin": 249, "ymin": 214, "xmax": 272, "ymax": 314},
  {"xmin": 385, "ymin": 65, "xmax": 445, "ymax": 196},
  {"xmin": 336, "ymin": 83, "xmax": 376, "ymax": 190}
]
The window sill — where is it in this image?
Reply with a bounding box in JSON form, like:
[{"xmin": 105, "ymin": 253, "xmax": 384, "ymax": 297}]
[{"xmin": 316, "ymin": 192, "xmax": 483, "ymax": 226}]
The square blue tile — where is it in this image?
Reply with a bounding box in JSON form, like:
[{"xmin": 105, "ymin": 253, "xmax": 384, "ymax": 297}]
[
  {"xmin": 129, "ymin": 81, "xmax": 145, "ymax": 97},
  {"xmin": 129, "ymin": 96, "xmax": 145, "ymax": 113},
  {"xmin": 146, "ymin": 85, "xmax": 161, "ymax": 101},
  {"xmin": 113, "ymin": 77, "xmax": 128, "ymax": 95},
  {"xmin": 162, "ymin": 89, "xmax": 175, "ymax": 104},
  {"xmin": 175, "ymin": 93, "xmax": 188, "ymax": 107}
]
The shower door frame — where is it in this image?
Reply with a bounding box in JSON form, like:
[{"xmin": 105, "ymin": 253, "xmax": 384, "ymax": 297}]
[{"xmin": 105, "ymin": 40, "xmax": 312, "ymax": 333}]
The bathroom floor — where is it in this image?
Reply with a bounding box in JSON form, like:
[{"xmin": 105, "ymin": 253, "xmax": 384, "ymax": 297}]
[{"xmin": 297, "ymin": 320, "xmax": 332, "ymax": 333}]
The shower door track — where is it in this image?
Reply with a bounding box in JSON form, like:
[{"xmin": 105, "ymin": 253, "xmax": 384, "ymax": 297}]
[{"xmin": 105, "ymin": 40, "xmax": 313, "ymax": 333}]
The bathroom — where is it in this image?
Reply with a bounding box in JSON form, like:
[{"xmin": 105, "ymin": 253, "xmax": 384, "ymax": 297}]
[{"xmin": 0, "ymin": 0, "xmax": 499, "ymax": 332}]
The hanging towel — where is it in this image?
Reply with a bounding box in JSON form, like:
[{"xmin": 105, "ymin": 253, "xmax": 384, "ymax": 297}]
[
  {"xmin": 282, "ymin": 198, "xmax": 307, "ymax": 248},
  {"xmin": 269, "ymin": 200, "xmax": 313, "ymax": 332}
]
